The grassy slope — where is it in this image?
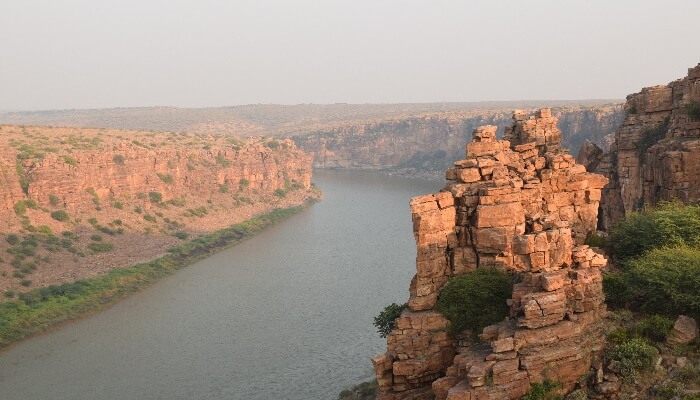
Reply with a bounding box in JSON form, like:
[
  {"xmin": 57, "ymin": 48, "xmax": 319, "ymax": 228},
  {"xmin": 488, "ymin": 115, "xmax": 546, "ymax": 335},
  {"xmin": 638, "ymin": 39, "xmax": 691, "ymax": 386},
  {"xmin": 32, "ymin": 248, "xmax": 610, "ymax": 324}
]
[{"xmin": 0, "ymin": 202, "xmax": 315, "ymax": 349}]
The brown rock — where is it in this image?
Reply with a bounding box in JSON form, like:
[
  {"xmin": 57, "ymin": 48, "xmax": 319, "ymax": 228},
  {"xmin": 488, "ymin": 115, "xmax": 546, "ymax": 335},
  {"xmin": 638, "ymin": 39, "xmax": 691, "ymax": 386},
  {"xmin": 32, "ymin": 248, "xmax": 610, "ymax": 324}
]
[{"xmin": 667, "ymin": 315, "xmax": 699, "ymax": 346}]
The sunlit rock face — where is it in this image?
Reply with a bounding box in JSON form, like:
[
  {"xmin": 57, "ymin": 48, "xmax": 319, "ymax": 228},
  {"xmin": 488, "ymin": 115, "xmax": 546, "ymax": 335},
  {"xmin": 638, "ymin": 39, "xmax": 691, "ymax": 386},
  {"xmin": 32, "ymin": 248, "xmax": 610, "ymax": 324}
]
[
  {"xmin": 373, "ymin": 109, "xmax": 609, "ymax": 400},
  {"xmin": 592, "ymin": 63, "xmax": 700, "ymax": 230}
]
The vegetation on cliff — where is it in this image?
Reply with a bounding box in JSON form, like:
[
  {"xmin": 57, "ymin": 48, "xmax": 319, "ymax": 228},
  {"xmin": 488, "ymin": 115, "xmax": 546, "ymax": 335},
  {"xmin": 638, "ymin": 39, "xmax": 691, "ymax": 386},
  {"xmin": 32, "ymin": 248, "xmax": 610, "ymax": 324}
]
[
  {"xmin": 604, "ymin": 203, "xmax": 700, "ymax": 319},
  {"xmin": 435, "ymin": 268, "xmax": 513, "ymax": 335},
  {"xmin": 0, "ymin": 203, "xmax": 314, "ymax": 349}
]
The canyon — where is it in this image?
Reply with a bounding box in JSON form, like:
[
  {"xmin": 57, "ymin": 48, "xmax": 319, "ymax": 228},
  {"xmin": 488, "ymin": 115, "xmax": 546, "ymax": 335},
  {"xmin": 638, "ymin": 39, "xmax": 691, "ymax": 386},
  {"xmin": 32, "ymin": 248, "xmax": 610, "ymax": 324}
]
[
  {"xmin": 0, "ymin": 125, "xmax": 318, "ymax": 294},
  {"xmin": 293, "ymin": 105, "xmax": 623, "ymax": 177}
]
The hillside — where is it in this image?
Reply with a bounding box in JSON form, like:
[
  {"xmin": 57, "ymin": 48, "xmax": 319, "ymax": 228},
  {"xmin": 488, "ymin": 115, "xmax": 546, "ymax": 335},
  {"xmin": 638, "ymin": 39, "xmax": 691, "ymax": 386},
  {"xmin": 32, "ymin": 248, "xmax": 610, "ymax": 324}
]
[{"xmin": 0, "ymin": 124, "xmax": 319, "ymax": 296}]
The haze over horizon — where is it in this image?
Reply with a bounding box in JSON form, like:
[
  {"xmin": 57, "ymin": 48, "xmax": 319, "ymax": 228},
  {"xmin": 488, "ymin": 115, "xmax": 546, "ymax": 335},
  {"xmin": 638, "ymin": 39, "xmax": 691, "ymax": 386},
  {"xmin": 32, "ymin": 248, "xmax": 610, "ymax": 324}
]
[{"xmin": 2, "ymin": 0, "xmax": 699, "ymax": 111}]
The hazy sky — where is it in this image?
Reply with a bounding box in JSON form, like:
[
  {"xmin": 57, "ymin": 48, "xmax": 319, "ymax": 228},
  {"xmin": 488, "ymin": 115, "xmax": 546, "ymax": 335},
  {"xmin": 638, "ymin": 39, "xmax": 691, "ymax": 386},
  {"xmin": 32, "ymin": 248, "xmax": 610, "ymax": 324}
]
[{"xmin": 2, "ymin": 0, "xmax": 699, "ymax": 110}]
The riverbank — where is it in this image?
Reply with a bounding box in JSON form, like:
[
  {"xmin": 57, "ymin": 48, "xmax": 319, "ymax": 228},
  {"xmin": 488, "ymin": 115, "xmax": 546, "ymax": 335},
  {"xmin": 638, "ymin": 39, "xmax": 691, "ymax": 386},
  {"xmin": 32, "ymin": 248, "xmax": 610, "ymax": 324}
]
[{"xmin": 0, "ymin": 200, "xmax": 317, "ymax": 350}]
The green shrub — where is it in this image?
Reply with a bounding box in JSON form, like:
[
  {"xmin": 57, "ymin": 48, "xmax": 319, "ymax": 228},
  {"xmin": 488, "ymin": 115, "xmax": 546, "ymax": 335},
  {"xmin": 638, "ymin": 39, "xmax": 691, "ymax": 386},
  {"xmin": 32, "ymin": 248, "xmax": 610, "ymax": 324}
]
[
  {"xmin": 149, "ymin": 192, "xmax": 163, "ymax": 203},
  {"xmin": 603, "ymin": 273, "xmax": 629, "ymax": 309},
  {"xmin": 62, "ymin": 155, "xmax": 77, "ymax": 166},
  {"xmin": 90, "ymin": 234, "xmax": 103, "ymax": 242},
  {"xmin": 653, "ymin": 381, "xmax": 685, "ymax": 400},
  {"xmin": 20, "ymin": 279, "xmax": 32, "ymax": 287},
  {"xmin": 13, "ymin": 201, "xmax": 27, "ymax": 216},
  {"xmin": 48, "ymin": 194, "xmax": 60, "ymax": 206},
  {"xmin": 174, "ymin": 231, "xmax": 189, "ymax": 240},
  {"xmin": 3, "ymin": 290, "xmax": 15, "ymax": 298},
  {"xmin": 634, "ymin": 315, "xmax": 674, "ymax": 343},
  {"xmin": 266, "ymin": 140, "xmax": 280, "ymax": 150},
  {"xmin": 373, "ymin": 303, "xmax": 407, "ymax": 338},
  {"xmin": 622, "ymin": 245, "xmax": 700, "ymax": 318},
  {"xmin": 584, "ymin": 233, "xmax": 607, "ymax": 248},
  {"xmin": 36, "ymin": 225, "xmax": 52, "ymax": 235},
  {"xmin": 157, "ymin": 173, "xmax": 174, "ymax": 184},
  {"xmin": 522, "ymin": 380, "xmax": 561, "ymax": 400},
  {"xmin": 219, "ymin": 184, "xmax": 229, "ymax": 193},
  {"xmin": 50, "ymin": 210, "xmax": 69, "ymax": 222},
  {"xmin": 608, "ymin": 203, "xmax": 700, "ymax": 264},
  {"xmin": 239, "ymin": 178, "xmax": 250, "ymax": 188},
  {"xmin": 134, "ymin": 206, "xmax": 142, "ymax": 214},
  {"xmin": 143, "ymin": 214, "xmax": 156, "ymax": 222},
  {"xmin": 87, "ymin": 242, "xmax": 113, "ymax": 253},
  {"xmin": 338, "ymin": 380, "xmax": 377, "ymax": 400},
  {"xmin": 686, "ymin": 101, "xmax": 700, "ymax": 122},
  {"xmin": 274, "ymin": 188, "xmax": 287, "ymax": 198},
  {"xmin": 112, "ymin": 154, "xmax": 125, "ymax": 165},
  {"xmin": 215, "ymin": 154, "xmax": 230, "ymax": 167},
  {"xmin": 6, "ymin": 234, "xmax": 19, "ymax": 245},
  {"xmin": 168, "ymin": 198, "xmax": 186, "ymax": 207},
  {"xmin": 606, "ymin": 338, "xmax": 657, "ymax": 380},
  {"xmin": 435, "ymin": 268, "xmax": 513, "ymax": 334},
  {"xmin": 112, "ymin": 201, "xmax": 123, "ymax": 209}
]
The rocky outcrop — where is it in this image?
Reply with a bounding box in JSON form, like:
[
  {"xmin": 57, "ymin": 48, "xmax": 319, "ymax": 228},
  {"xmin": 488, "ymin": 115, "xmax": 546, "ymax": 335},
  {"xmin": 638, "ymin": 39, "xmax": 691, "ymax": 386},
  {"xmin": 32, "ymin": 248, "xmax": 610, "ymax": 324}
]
[
  {"xmin": 293, "ymin": 106, "xmax": 622, "ymax": 176},
  {"xmin": 373, "ymin": 110, "xmax": 609, "ymax": 400},
  {"xmin": 592, "ymin": 64, "xmax": 700, "ymax": 229}
]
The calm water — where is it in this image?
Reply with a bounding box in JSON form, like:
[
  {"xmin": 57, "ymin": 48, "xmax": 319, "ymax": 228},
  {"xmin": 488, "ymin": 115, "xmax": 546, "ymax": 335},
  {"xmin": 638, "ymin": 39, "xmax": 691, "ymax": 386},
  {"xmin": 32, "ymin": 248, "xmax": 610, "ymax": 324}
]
[{"xmin": 0, "ymin": 170, "xmax": 441, "ymax": 400}]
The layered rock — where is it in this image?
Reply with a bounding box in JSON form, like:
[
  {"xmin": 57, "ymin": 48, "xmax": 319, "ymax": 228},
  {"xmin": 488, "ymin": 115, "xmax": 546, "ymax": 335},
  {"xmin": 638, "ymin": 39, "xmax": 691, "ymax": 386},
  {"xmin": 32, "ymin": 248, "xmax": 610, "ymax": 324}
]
[
  {"xmin": 293, "ymin": 106, "xmax": 622, "ymax": 177},
  {"xmin": 373, "ymin": 110, "xmax": 609, "ymax": 400},
  {"xmin": 590, "ymin": 63, "xmax": 700, "ymax": 229}
]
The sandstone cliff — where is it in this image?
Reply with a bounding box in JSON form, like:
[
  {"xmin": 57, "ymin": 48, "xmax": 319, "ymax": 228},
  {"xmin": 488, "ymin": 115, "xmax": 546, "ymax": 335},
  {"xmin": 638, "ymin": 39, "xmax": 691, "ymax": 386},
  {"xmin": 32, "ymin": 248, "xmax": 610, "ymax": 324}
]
[
  {"xmin": 292, "ymin": 106, "xmax": 622, "ymax": 177},
  {"xmin": 0, "ymin": 125, "xmax": 318, "ymax": 293},
  {"xmin": 372, "ymin": 110, "xmax": 609, "ymax": 399},
  {"xmin": 585, "ymin": 63, "xmax": 700, "ymax": 229}
]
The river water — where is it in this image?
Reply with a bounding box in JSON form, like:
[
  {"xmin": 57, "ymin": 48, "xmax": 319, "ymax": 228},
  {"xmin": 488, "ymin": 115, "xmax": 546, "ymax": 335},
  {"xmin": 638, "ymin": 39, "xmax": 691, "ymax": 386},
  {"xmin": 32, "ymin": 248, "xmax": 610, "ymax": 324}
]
[{"xmin": 0, "ymin": 170, "xmax": 441, "ymax": 400}]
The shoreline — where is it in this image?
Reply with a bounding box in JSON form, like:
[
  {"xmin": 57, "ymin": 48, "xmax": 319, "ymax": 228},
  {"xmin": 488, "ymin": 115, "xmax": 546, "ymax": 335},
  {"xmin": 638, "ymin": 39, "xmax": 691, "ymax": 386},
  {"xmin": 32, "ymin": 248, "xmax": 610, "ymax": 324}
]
[{"xmin": 0, "ymin": 198, "xmax": 318, "ymax": 351}]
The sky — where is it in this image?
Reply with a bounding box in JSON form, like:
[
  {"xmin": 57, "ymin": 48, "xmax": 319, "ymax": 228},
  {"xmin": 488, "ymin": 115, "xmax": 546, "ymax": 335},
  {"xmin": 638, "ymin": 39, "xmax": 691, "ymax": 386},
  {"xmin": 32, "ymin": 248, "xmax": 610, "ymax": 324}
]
[{"xmin": 1, "ymin": 0, "xmax": 699, "ymax": 110}]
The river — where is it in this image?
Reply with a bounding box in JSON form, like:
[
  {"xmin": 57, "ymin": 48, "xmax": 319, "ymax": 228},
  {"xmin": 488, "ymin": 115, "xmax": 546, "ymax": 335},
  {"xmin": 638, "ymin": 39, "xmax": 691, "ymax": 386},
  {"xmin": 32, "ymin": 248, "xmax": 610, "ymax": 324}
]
[{"xmin": 0, "ymin": 170, "xmax": 442, "ymax": 400}]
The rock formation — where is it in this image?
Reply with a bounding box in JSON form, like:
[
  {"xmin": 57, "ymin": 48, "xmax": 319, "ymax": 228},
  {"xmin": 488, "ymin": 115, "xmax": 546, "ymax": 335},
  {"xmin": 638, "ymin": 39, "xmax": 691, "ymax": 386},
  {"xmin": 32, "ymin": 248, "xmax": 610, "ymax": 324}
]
[
  {"xmin": 373, "ymin": 110, "xmax": 609, "ymax": 399},
  {"xmin": 586, "ymin": 63, "xmax": 700, "ymax": 229}
]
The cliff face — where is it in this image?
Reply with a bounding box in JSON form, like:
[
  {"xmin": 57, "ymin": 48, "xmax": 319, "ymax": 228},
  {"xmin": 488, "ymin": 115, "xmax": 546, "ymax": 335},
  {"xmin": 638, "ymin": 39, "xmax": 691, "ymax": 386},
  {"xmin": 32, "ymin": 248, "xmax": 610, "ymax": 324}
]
[
  {"xmin": 372, "ymin": 110, "xmax": 609, "ymax": 400},
  {"xmin": 588, "ymin": 64, "xmax": 700, "ymax": 229},
  {"xmin": 293, "ymin": 106, "xmax": 622, "ymax": 176},
  {"xmin": 0, "ymin": 125, "xmax": 317, "ymax": 293}
]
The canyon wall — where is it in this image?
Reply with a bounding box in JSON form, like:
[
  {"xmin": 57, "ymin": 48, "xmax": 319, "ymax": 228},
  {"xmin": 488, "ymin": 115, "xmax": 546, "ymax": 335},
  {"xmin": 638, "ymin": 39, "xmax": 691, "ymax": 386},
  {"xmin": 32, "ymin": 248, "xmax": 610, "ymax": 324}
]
[
  {"xmin": 0, "ymin": 125, "xmax": 318, "ymax": 293},
  {"xmin": 585, "ymin": 63, "xmax": 700, "ymax": 229},
  {"xmin": 372, "ymin": 110, "xmax": 609, "ymax": 399},
  {"xmin": 293, "ymin": 106, "xmax": 622, "ymax": 176}
]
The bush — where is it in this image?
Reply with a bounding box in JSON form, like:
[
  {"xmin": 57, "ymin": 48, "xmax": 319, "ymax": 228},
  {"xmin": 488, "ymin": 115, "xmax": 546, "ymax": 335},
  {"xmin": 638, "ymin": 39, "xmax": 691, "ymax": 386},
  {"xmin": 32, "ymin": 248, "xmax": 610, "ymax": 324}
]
[
  {"xmin": 174, "ymin": 231, "xmax": 189, "ymax": 240},
  {"xmin": 653, "ymin": 381, "xmax": 685, "ymax": 400},
  {"xmin": 90, "ymin": 234, "xmax": 103, "ymax": 242},
  {"xmin": 522, "ymin": 380, "xmax": 561, "ymax": 400},
  {"xmin": 143, "ymin": 214, "xmax": 156, "ymax": 222},
  {"xmin": 87, "ymin": 242, "xmax": 113, "ymax": 253},
  {"xmin": 13, "ymin": 201, "xmax": 27, "ymax": 216},
  {"xmin": 608, "ymin": 203, "xmax": 700, "ymax": 264},
  {"xmin": 435, "ymin": 268, "xmax": 513, "ymax": 334},
  {"xmin": 219, "ymin": 184, "xmax": 229, "ymax": 193},
  {"xmin": 168, "ymin": 198, "xmax": 186, "ymax": 207},
  {"xmin": 266, "ymin": 140, "xmax": 280, "ymax": 150},
  {"xmin": 50, "ymin": 210, "xmax": 69, "ymax": 222},
  {"xmin": 634, "ymin": 315, "xmax": 674, "ymax": 343},
  {"xmin": 20, "ymin": 279, "xmax": 32, "ymax": 287},
  {"xmin": 606, "ymin": 338, "xmax": 657, "ymax": 380},
  {"xmin": 373, "ymin": 303, "xmax": 407, "ymax": 338},
  {"xmin": 274, "ymin": 188, "xmax": 287, "ymax": 198},
  {"xmin": 112, "ymin": 201, "xmax": 123, "ymax": 209},
  {"xmin": 62, "ymin": 155, "xmax": 77, "ymax": 166},
  {"xmin": 149, "ymin": 192, "xmax": 163, "ymax": 203},
  {"xmin": 686, "ymin": 101, "xmax": 700, "ymax": 122},
  {"xmin": 623, "ymin": 245, "xmax": 700, "ymax": 318},
  {"xmin": 113, "ymin": 154, "xmax": 125, "ymax": 165},
  {"xmin": 48, "ymin": 194, "xmax": 60, "ymax": 206},
  {"xmin": 239, "ymin": 178, "xmax": 250, "ymax": 188},
  {"xmin": 157, "ymin": 173, "xmax": 174, "ymax": 184},
  {"xmin": 584, "ymin": 233, "xmax": 607, "ymax": 248},
  {"xmin": 6, "ymin": 234, "xmax": 19, "ymax": 245}
]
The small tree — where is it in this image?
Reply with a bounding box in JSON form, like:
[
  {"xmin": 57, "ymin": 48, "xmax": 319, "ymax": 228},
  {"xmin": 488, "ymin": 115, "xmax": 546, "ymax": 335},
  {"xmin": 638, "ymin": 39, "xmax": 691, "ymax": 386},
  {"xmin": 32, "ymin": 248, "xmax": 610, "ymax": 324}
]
[{"xmin": 373, "ymin": 303, "xmax": 407, "ymax": 338}]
